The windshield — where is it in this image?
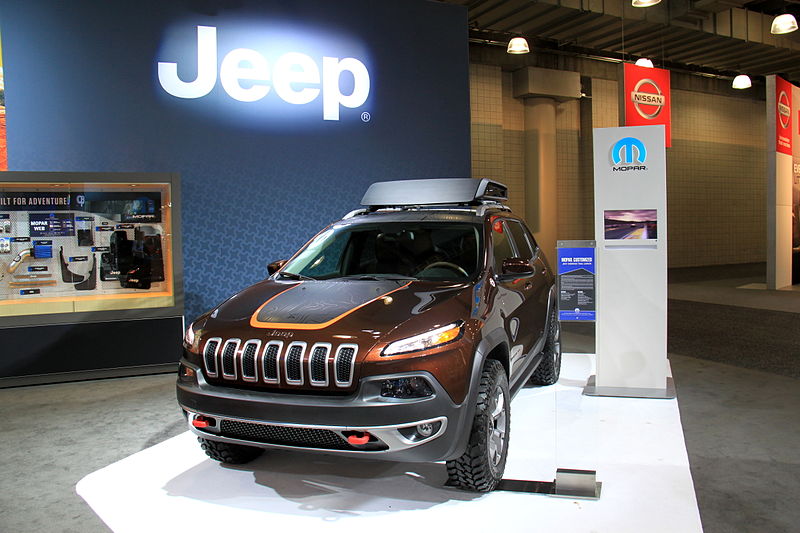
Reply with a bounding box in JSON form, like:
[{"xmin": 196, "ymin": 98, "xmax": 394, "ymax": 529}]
[{"xmin": 281, "ymin": 222, "xmax": 482, "ymax": 281}]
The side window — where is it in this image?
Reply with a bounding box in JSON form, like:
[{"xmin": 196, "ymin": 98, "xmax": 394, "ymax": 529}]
[
  {"xmin": 507, "ymin": 221, "xmax": 534, "ymax": 260},
  {"xmin": 521, "ymin": 223, "xmax": 539, "ymax": 255},
  {"xmin": 491, "ymin": 220, "xmax": 515, "ymax": 272}
]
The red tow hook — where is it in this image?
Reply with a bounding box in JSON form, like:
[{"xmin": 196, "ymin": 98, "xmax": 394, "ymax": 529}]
[
  {"xmin": 346, "ymin": 432, "xmax": 371, "ymax": 445},
  {"xmin": 192, "ymin": 415, "xmax": 212, "ymax": 429}
]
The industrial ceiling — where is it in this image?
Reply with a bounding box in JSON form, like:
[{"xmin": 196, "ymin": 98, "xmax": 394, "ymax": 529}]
[{"xmin": 441, "ymin": 0, "xmax": 800, "ymax": 83}]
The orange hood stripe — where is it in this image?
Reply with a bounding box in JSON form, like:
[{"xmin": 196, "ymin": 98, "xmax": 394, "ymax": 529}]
[{"xmin": 249, "ymin": 280, "xmax": 412, "ymax": 330}]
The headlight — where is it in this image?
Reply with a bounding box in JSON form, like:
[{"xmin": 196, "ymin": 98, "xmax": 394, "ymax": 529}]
[
  {"xmin": 382, "ymin": 321, "xmax": 463, "ymax": 356},
  {"xmin": 183, "ymin": 321, "xmax": 196, "ymax": 350}
]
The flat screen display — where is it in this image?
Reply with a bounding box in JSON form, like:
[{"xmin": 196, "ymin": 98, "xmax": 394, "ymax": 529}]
[{"xmin": 604, "ymin": 209, "xmax": 658, "ymax": 240}]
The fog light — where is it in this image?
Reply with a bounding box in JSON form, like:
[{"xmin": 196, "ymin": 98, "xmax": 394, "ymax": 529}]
[
  {"xmin": 178, "ymin": 364, "xmax": 196, "ymax": 380},
  {"xmin": 380, "ymin": 377, "xmax": 434, "ymax": 398},
  {"xmin": 398, "ymin": 420, "xmax": 443, "ymax": 441},
  {"xmin": 417, "ymin": 423, "xmax": 434, "ymax": 437}
]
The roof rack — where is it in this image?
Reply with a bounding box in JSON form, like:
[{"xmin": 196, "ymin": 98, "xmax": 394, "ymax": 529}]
[
  {"xmin": 360, "ymin": 178, "xmax": 508, "ymax": 210},
  {"xmin": 341, "ymin": 202, "xmax": 510, "ymax": 220}
]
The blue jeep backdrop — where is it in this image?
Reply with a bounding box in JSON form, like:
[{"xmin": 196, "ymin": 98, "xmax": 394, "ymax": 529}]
[{"xmin": 0, "ymin": 0, "xmax": 470, "ymax": 320}]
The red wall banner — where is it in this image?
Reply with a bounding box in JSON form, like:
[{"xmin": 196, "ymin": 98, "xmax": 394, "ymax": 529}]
[
  {"xmin": 623, "ymin": 63, "xmax": 671, "ymax": 147},
  {"xmin": 775, "ymin": 75, "xmax": 792, "ymax": 155}
]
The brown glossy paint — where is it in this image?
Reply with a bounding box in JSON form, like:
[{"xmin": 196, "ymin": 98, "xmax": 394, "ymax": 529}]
[{"xmin": 184, "ymin": 211, "xmax": 553, "ymax": 406}]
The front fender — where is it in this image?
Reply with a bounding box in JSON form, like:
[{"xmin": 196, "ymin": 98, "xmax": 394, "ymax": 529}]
[{"xmin": 441, "ymin": 327, "xmax": 509, "ymax": 460}]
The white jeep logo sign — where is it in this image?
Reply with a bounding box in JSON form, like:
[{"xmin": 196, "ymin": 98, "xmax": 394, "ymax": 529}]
[{"xmin": 157, "ymin": 26, "xmax": 370, "ymax": 121}]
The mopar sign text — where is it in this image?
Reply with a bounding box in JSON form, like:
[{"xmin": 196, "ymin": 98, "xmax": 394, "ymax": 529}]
[{"xmin": 158, "ymin": 26, "xmax": 371, "ymax": 121}]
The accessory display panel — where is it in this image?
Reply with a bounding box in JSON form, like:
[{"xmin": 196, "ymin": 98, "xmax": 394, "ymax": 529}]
[{"xmin": 0, "ymin": 181, "xmax": 175, "ymax": 318}]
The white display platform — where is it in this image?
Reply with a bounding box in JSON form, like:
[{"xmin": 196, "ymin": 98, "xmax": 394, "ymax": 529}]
[{"xmin": 77, "ymin": 354, "xmax": 702, "ymax": 533}]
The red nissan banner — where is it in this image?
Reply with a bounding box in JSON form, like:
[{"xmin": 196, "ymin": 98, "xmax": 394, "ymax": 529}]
[
  {"xmin": 775, "ymin": 75, "xmax": 793, "ymax": 155},
  {"xmin": 623, "ymin": 63, "xmax": 671, "ymax": 147}
]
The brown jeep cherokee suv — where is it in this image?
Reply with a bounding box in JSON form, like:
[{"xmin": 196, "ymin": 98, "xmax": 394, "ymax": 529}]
[{"xmin": 177, "ymin": 178, "xmax": 561, "ymax": 492}]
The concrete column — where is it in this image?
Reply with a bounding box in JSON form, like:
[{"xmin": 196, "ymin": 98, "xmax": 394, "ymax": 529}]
[
  {"xmin": 512, "ymin": 66, "xmax": 580, "ymax": 263},
  {"xmin": 523, "ymin": 97, "xmax": 558, "ymax": 262}
]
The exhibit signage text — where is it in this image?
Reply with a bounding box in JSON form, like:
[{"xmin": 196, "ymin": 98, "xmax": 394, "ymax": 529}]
[
  {"xmin": 157, "ymin": 26, "xmax": 371, "ymax": 121},
  {"xmin": 557, "ymin": 244, "xmax": 595, "ymax": 322}
]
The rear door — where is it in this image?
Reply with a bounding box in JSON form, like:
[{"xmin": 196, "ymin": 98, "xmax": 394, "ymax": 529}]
[
  {"xmin": 505, "ymin": 220, "xmax": 549, "ymax": 351},
  {"xmin": 491, "ymin": 218, "xmax": 544, "ymax": 376}
]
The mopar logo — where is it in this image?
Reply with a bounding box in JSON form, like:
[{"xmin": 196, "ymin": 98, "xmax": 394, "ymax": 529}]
[{"xmin": 611, "ymin": 137, "xmax": 647, "ymax": 172}]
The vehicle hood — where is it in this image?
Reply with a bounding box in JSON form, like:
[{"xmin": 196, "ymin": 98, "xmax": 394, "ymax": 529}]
[{"xmin": 201, "ymin": 278, "xmax": 473, "ymax": 344}]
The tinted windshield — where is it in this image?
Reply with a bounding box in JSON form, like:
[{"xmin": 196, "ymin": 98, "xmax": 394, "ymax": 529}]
[{"xmin": 282, "ymin": 222, "xmax": 482, "ymax": 281}]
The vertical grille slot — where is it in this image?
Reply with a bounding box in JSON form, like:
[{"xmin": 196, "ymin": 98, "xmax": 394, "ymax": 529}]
[
  {"xmin": 284, "ymin": 342, "xmax": 306, "ymax": 384},
  {"xmin": 221, "ymin": 339, "xmax": 240, "ymax": 379},
  {"xmin": 203, "ymin": 338, "xmax": 221, "ymax": 377},
  {"xmin": 334, "ymin": 344, "xmax": 357, "ymax": 387},
  {"xmin": 308, "ymin": 343, "xmax": 331, "ymax": 386},
  {"xmin": 262, "ymin": 341, "xmax": 283, "ymax": 383},
  {"xmin": 240, "ymin": 340, "xmax": 260, "ymax": 382}
]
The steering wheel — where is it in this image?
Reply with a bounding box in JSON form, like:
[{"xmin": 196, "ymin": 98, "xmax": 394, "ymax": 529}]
[{"xmin": 422, "ymin": 261, "xmax": 469, "ymax": 277}]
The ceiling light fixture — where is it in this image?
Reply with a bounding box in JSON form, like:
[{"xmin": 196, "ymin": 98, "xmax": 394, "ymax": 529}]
[
  {"xmin": 770, "ymin": 14, "xmax": 798, "ymax": 34},
  {"xmin": 507, "ymin": 36, "xmax": 530, "ymax": 54},
  {"xmin": 635, "ymin": 58, "xmax": 654, "ymax": 68},
  {"xmin": 632, "ymin": 0, "xmax": 661, "ymax": 7},
  {"xmin": 732, "ymin": 74, "xmax": 752, "ymax": 89}
]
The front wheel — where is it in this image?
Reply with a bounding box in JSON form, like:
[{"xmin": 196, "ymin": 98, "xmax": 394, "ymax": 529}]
[
  {"xmin": 446, "ymin": 359, "xmax": 510, "ymax": 492},
  {"xmin": 198, "ymin": 437, "xmax": 264, "ymax": 464},
  {"xmin": 530, "ymin": 306, "xmax": 561, "ymax": 386}
]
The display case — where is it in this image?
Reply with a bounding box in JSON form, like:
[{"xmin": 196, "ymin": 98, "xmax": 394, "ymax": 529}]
[{"xmin": 0, "ymin": 172, "xmax": 183, "ymax": 386}]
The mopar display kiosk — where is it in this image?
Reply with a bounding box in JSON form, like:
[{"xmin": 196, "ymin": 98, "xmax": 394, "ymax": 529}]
[{"xmin": 586, "ymin": 126, "xmax": 674, "ymax": 398}]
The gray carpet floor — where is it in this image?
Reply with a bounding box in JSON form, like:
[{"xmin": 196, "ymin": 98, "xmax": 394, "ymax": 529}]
[
  {"xmin": 668, "ymin": 299, "xmax": 800, "ymax": 378},
  {"xmin": 0, "ymin": 373, "xmax": 185, "ymax": 533},
  {"xmin": 671, "ymin": 354, "xmax": 800, "ymax": 533}
]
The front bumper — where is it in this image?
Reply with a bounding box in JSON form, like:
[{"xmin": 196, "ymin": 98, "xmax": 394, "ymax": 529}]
[{"xmin": 176, "ymin": 359, "xmax": 473, "ymax": 462}]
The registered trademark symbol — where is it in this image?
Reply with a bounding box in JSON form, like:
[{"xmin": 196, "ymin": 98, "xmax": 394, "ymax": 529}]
[{"xmin": 361, "ymin": 112, "xmax": 371, "ymax": 122}]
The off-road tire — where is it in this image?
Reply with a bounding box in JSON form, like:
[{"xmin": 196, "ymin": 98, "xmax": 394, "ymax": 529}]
[
  {"xmin": 446, "ymin": 359, "xmax": 510, "ymax": 492},
  {"xmin": 530, "ymin": 306, "xmax": 561, "ymax": 386},
  {"xmin": 198, "ymin": 437, "xmax": 264, "ymax": 464}
]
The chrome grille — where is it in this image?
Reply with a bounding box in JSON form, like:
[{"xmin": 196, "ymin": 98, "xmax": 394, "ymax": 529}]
[
  {"xmin": 203, "ymin": 338, "xmax": 221, "ymax": 377},
  {"xmin": 309, "ymin": 344, "xmax": 330, "ymax": 386},
  {"xmin": 241, "ymin": 341, "xmax": 260, "ymax": 381},
  {"xmin": 221, "ymin": 339, "xmax": 240, "ymax": 378},
  {"xmin": 335, "ymin": 345, "xmax": 357, "ymax": 386},
  {"xmin": 206, "ymin": 337, "xmax": 356, "ymax": 388},
  {"xmin": 262, "ymin": 342, "xmax": 282, "ymax": 383},
  {"xmin": 285, "ymin": 342, "xmax": 305, "ymax": 384}
]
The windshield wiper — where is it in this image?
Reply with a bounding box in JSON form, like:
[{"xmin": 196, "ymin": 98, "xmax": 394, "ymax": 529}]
[
  {"xmin": 338, "ymin": 274, "xmax": 417, "ymax": 281},
  {"xmin": 277, "ymin": 271, "xmax": 316, "ymax": 281}
]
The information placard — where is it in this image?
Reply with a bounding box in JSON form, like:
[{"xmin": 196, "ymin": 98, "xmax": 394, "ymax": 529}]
[{"xmin": 557, "ymin": 241, "xmax": 595, "ymax": 321}]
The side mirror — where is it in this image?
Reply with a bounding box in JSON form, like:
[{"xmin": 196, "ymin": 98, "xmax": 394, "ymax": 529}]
[
  {"xmin": 267, "ymin": 259, "xmax": 288, "ymax": 275},
  {"xmin": 499, "ymin": 258, "xmax": 534, "ymax": 279}
]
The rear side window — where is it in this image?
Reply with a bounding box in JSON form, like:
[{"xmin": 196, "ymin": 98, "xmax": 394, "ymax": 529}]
[
  {"xmin": 491, "ymin": 220, "xmax": 515, "ymax": 272},
  {"xmin": 507, "ymin": 221, "xmax": 535, "ymax": 260}
]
